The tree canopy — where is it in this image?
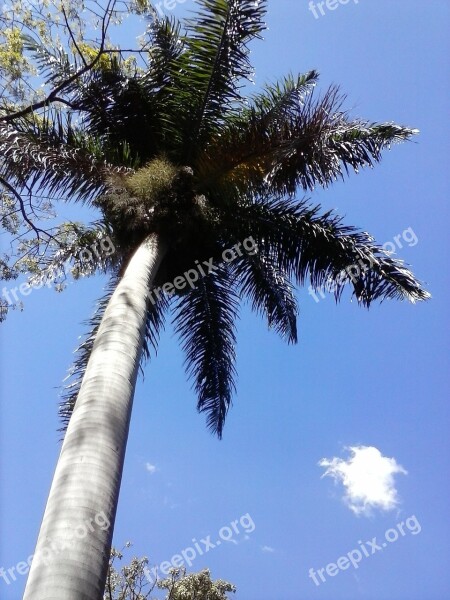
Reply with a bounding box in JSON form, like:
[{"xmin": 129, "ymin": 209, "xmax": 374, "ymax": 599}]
[
  {"xmin": 1, "ymin": 2, "xmax": 432, "ymax": 598},
  {"xmin": 105, "ymin": 544, "xmax": 235, "ymax": 600},
  {"xmin": 0, "ymin": 0, "xmax": 430, "ymax": 436}
]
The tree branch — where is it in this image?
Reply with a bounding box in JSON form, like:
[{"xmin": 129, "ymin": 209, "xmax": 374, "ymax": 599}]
[
  {"xmin": 0, "ymin": 176, "xmax": 59, "ymax": 243},
  {"xmin": 0, "ymin": 0, "xmax": 118, "ymax": 124},
  {"xmin": 62, "ymin": 5, "xmax": 88, "ymax": 68}
]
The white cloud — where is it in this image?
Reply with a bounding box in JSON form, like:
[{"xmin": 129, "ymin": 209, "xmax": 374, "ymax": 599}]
[
  {"xmin": 261, "ymin": 545, "xmax": 275, "ymax": 553},
  {"xmin": 319, "ymin": 446, "xmax": 407, "ymax": 516},
  {"xmin": 145, "ymin": 462, "xmax": 157, "ymax": 474}
]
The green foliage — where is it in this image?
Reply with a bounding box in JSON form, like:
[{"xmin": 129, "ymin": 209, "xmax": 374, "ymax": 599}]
[
  {"xmin": 158, "ymin": 569, "xmax": 235, "ymax": 600},
  {"xmin": 0, "ymin": 27, "xmax": 26, "ymax": 81},
  {"xmin": 104, "ymin": 545, "xmax": 235, "ymax": 600},
  {"xmin": 0, "ymin": 0, "xmax": 430, "ymax": 436},
  {"xmin": 176, "ymin": 0, "xmax": 268, "ymax": 160}
]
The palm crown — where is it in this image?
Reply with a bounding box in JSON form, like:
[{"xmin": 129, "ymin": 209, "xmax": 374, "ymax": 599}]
[{"xmin": 0, "ymin": 0, "xmax": 429, "ymax": 438}]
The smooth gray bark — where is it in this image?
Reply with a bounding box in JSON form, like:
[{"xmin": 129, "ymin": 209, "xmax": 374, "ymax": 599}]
[{"xmin": 23, "ymin": 234, "xmax": 165, "ymax": 600}]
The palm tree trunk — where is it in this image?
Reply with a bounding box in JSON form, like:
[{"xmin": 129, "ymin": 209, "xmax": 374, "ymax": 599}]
[{"xmin": 23, "ymin": 233, "xmax": 166, "ymax": 600}]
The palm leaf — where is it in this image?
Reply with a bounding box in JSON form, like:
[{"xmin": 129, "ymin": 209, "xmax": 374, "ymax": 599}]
[
  {"xmin": 146, "ymin": 14, "xmax": 185, "ymax": 97},
  {"xmin": 197, "ymin": 70, "xmax": 319, "ymax": 192},
  {"xmin": 232, "ymin": 250, "xmax": 298, "ymax": 343},
  {"xmin": 0, "ymin": 116, "xmax": 129, "ymax": 203},
  {"xmin": 223, "ymin": 196, "xmax": 430, "ymax": 306},
  {"xmin": 21, "ymin": 33, "xmax": 79, "ymax": 91},
  {"xmin": 141, "ymin": 289, "xmax": 169, "ymax": 363},
  {"xmin": 75, "ymin": 61, "xmax": 158, "ymax": 165},
  {"xmin": 172, "ymin": 0, "xmax": 267, "ymax": 162},
  {"xmin": 201, "ymin": 80, "xmax": 417, "ymax": 195},
  {"xmin": 74, "ymin": 16, "xmax": 186, "ymax": 164},
  {"xmin": 173, "ymin": 265, "xmax": 238, "ymax": 438},
  {"xmin": 24, "ymin": 222, "xmax": 117, "ymax": 283}
]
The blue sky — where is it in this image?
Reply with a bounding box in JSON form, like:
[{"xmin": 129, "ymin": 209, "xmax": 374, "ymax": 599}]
[{"xmin": 1, "ymin": 1, "xmax": 449, "ymax": 599}]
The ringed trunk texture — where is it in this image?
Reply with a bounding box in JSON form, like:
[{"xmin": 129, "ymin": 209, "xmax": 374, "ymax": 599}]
[{"xmin": 23, "ymin": 234, "xmax": 165, "ymax": 600}]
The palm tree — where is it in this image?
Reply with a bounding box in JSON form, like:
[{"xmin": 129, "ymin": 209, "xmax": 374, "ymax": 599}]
[{"xmin": 0, "ymin": 1, "xmax": 429, "ymax": 598}]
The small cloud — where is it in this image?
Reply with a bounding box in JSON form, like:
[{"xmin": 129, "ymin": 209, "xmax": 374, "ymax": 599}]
[
  {"xmin": 319, "ymin": 446, "xmax": 407, "ymax": 516},
  {"xmin": 145, "ymin": 462, "xmax": 157, "ymax": 474},
  {"xmin": 261, "ymin": 545, "xmax": 275, "ymax": 553}
]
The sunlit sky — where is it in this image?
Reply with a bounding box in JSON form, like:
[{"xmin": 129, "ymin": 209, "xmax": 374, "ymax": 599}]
[{"xmin": 1, "ymin": 1, "xmax": 449, "ymax": 599}]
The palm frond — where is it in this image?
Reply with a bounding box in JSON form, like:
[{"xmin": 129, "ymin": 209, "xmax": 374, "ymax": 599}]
[
  {"xmin": 173, "ymin": 0, "xmax": 267, "ymax": 161},
  {"xmin": 73, "ymin": 17, "xmax": 185, "ymax": 164},
  {"xmin": 232, "ymin": 250, "xmax": 298, "ymax": 343},
  {"xmin": 267, "ymin": 93, "xmax": 418, "ymax": 194},
  {"xmin": 146, "ymin": 14, "xmax": 185, "ymax": 91},
  {"xmin": 145, "ymin": 15, "xmax": 190, "ymax": 158},
  {"xmin": 25, "ymin": 222, "xmax": 118, "ymax": 285},
  {"xmin": 141, "ymin": 289, "xmax": 169, "ymax": 362},
  {"xmin": 202, "ymin": 81, "xmax": 417, "ymax": 196},
  {"xmin": 0, "ymin": 117, "xmax": 129, "ymax": 203},
  {"xmin": 75, "ymin": 66, "xmax": 157, "ymax": 165},
  {"xmin": 197, "ymin": 70, "xmax": 319, "ymax": 192},
  {"xmin": 224, "ymin": 197, "xmax": 430, "ymax": 306},
  {"xmin": 21, "ymin": 33, "xmax": 79, "ymax": 91},
  {"xmin": 173, "ymin": 265, "xmax": 238, "ymax": 438}
]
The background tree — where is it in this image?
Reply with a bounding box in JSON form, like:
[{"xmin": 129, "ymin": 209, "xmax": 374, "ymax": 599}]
[
  {"xmin": 0, "ymin": 1, "xmax": 429, "ymax": 599},
  {"xmin": 0, "ymin": 0, "xmax": 152, "ymax": 320},
  {"xmin": 105, "ymin": 544, "xmax": 235, "ymax": 600}
]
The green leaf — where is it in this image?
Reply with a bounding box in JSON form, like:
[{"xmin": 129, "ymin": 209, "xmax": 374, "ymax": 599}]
[{"xmin": 173, "ymin": 265, "xmax": 238, "ymax": 438}]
